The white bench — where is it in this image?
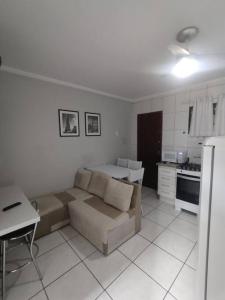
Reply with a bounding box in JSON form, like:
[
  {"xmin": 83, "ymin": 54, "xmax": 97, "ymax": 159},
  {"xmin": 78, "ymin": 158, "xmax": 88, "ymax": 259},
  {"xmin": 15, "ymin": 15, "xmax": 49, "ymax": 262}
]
[
  {"xmin": 117, "ymin": 158, "xmax": 144, "ymax": 184},
  {"xmin": 87, "ymin": 159, "xmax": 144, "ymax": 184}
]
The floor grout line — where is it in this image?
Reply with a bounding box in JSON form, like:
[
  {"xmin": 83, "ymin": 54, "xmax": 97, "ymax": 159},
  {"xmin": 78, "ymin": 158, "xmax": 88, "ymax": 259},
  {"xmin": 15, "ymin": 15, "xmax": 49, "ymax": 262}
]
[
  {"xmin": 151, "ymin": 242, "xmax": 191, "ymax": 264},
  {"xmin": 58, "ymin": 230, "xmax": 110, "ymax": 298},
  {"xmin": 141, "ymin": 206, "xmax": 198, "ymax": 243},
  {"xmin": 27, "ymin": 194, "xmax": 198, "ymax": 299},
  {"xmin": 142, "ymin": 194, "xmax": 199, "ymax": 225},
  {"xmin": 36, "ymin": 230, "xmax": 100, "ymax": 296},
  {"xmin": 165, "ymin": 227, "xmax": 198, "ymax": 243},
  {"xmin": 141, "ymin": 190, "xmax": 198, "ymax": 299},
  {"xmin": 82, "ymin": 260, "xmax": 111, "ymax": 295},
  {"xmin": 139, "ymin": 201, "xmax": 198, "ymax": 297},
  {"xmin": 55, "ymin": 213, "xmax": 196, "ymax": 299},
  {"xmin": 143, "ymin": 215, "xmax": 178, "ymax": 231},
  {"xmin": 139, "ymin": 208, "xmax": 182, "ymax": 244},
  {"xmin": 119, "ymin": 239, "xmax": 152, "ymax": 262},
  {"xmin": 92, "ymin": 260, "xmax": 133, "ymax": 299},
  {"xmin": 36, "ymin": 240, "xmax": 66, "ymax": 259},
  {"xmin": 95, "ymin": 289, "xmax": 113, "ymax": 300},
  {"xmin": 117, "ymin": 248, "xmax": 168, "ymax": 294},
  {"xmin": 61, "ymin": 199, "xmax": 197, "ymax": 299},
  {"xmin": 166, "ymin": 241, "xmax": 197, "ymax": 298},
  {"xmin": 105, "ymin": 290, "xmax": 114, "ymax": 300},
  {"xmin": 44, "ymin": 260, "xmax": 83, "ymax": 289},
  {"xmin": 41, "ymin": 253, "xmax": 106, "ymax": 296},
  {"xmin": 43, "ymin": 288, "xmax": 50, "ymax": 300},
  {"xmin": 142, "ymin": 188, "xmax": 198, "ymax": 299}
]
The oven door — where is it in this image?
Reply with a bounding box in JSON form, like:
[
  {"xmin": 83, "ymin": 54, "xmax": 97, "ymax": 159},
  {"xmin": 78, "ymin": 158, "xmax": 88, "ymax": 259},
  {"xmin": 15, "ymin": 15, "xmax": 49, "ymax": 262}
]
[{"xmin": 176, "ymin": 174, "xmax": 200, "ymax": 205}]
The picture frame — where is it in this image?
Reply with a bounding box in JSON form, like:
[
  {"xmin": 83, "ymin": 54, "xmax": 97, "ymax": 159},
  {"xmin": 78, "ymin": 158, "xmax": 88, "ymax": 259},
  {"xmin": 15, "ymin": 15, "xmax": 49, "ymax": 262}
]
[
  {"xmin": 58, "ymin": 109, "xmax": 80, "ymax": 137},
  {"xmin": 85, "ymin": 112, "xmax": 101, "ymax": 136}
]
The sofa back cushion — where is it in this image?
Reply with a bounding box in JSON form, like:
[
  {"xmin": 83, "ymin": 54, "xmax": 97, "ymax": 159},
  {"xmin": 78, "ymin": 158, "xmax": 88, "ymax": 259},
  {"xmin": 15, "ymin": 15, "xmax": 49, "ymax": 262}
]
[
  {"xmin": 88, "ymin": 171, "xmax": 110, "ymax": 199},
  {"xmin": 128, "ymin": 160, "xmax": 142, "ymax": 170},
  {"xmin": 74, "ymin": 169, "xmax": 92, "ymax": 191},
  {"xmin": 117, "ymin": 158, "xmax": 128, "ymax": 168},
  {"xmin": 104, "ymin": 178, "xmax": 134, "ymax": 212}
]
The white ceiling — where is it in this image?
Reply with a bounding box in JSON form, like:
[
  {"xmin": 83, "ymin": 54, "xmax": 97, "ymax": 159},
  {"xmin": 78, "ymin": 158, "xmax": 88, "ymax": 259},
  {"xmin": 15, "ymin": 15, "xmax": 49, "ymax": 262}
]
[{"xmin": 1, "ymin": 0, "xmax": 225, "ymax": 101}]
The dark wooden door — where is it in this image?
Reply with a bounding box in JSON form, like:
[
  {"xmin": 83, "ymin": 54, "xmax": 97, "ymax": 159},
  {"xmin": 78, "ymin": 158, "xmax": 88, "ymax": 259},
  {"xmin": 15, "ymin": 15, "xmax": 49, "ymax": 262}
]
[{"xmin": 137, "ymin": 111, "xmax": 162, "ymax": 189}]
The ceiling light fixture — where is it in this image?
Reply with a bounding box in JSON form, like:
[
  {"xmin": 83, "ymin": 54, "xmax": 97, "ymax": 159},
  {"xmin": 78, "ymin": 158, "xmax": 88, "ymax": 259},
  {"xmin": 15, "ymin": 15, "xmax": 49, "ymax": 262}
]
[{"xmin": 172, "ymin": 57, "xmax": 199, "ymax": 78}]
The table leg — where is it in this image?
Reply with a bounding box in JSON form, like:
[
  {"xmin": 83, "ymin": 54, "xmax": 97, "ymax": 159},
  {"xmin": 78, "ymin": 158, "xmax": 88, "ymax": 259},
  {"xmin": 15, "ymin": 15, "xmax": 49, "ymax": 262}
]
[{"xmin": 29, "ymin": 223, "xmax": 42, "ymax": 280}]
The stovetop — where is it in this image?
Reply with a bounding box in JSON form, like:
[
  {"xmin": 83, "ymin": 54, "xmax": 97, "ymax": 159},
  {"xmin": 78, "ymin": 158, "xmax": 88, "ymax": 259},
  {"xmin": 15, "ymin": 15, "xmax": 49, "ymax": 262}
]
[{"xmin": 178, "ymin": 163, "xmax": 201, "ymax": 172}]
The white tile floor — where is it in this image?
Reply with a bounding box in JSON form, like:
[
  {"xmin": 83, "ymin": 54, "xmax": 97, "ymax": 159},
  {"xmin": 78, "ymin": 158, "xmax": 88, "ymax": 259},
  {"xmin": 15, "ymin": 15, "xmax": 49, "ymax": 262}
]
[{"xmin": 1, "ymin": 187, "xmax": 199, "ymax": 300}]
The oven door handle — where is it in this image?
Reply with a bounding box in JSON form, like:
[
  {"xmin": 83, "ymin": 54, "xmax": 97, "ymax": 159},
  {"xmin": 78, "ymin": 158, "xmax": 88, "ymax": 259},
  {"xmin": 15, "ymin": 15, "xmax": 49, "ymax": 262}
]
[{"xmin": 177, "ymin": 174, "xmax": 200, "ymax": 182}]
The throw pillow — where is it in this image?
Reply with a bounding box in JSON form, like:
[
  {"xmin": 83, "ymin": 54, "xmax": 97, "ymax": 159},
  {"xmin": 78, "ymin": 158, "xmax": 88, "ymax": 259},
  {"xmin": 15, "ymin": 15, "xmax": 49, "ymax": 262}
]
[
  {"xmin": 88, "ymin": 171, "xmax": 110, "ymax": 198},
  {"xmin": 104, "ymin": 178, "xmax": 134, "ymax": 212},
  {"xmin": 74, "ymin": 169, "xmax": 92, "ymax": 191}
]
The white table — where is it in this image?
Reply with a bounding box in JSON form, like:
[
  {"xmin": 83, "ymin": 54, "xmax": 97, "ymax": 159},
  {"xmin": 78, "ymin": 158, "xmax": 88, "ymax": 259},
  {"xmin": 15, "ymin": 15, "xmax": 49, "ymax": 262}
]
[
  {"xmin": 87, "ymin": 164, "xmax": 129, "ymax": 179},
  {"xmin": 0, "ymin": 185, "xmax": 40, "ymax": 237},
  {"xmin": 0, "ymin": 185, "xmax": 40, "ymax": 300}
]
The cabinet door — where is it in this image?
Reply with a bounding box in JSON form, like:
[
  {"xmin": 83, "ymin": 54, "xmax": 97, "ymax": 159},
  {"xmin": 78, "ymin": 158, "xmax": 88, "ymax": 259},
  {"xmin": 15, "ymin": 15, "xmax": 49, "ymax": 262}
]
[
  {"xmin": 158, "ymin": 175, "xmax": 176, "ymax": 189},
  {"xmin": 158, "ymin": 167, "xmax": 176, "ymax": 178},
  {"xmin": 158, "ymin": 167, "xmax": 176, "ymax": 199}
]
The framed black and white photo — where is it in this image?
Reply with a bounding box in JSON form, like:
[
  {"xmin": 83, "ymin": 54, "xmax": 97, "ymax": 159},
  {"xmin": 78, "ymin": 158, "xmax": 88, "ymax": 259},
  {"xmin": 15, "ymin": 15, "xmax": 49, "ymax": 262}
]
[
  {"xmin": 85, "ymin": 112, "xmax": 101, "ymax": 136},
  {"xmin": 58, "ymin": 109, "xmax": 80, "ymax": 137}
]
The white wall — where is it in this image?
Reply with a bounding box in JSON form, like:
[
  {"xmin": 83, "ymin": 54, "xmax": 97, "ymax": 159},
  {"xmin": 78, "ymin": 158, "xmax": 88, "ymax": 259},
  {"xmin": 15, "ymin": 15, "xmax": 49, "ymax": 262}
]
[
  {"xmin": 0, "ymin": 72, "xmax": 131, "ymax": 197},
  {"xmin": 2, "ymin": 71, "xmax": 225, "ymax": 197},
  {"xmin": 129, "ymin": 79, "xmax": 225, "ymax": 163}
]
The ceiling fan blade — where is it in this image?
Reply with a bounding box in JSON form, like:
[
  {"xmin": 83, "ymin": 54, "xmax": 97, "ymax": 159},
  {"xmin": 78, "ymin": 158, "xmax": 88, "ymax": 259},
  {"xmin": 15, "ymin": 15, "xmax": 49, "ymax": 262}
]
[
  {"xmin": 168, "ymin": 44, "xmax": 190, "ymax": 56},
  {"xmin": 193, "ymin": 52, "xmax": 225, "ymax": 57}
]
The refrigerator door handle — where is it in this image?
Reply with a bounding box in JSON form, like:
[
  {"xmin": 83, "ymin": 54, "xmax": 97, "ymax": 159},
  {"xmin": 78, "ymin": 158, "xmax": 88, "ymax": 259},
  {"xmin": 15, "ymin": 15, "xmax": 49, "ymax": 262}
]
[
  {"xmin": 196, "ymin": 145, "xmax": 215, "ymax": 300},
  {"xmin": 205, "ymin": 147, "xmax": 215, "ymax": 300}
]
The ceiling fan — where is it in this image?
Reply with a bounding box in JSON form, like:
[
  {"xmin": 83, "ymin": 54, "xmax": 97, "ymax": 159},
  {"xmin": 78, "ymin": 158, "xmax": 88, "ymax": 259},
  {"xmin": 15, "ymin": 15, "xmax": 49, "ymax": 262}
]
[
  {"xmin": 169, "ymin": 26, "xmax": 199, "ymax": 57},
  {"xmin": 168, "ymin": 26, "xmax": 225, "ymax": 78},
  {"xmin": 168, "ymin": 26, "xmax": 200, "ymax": 78}
]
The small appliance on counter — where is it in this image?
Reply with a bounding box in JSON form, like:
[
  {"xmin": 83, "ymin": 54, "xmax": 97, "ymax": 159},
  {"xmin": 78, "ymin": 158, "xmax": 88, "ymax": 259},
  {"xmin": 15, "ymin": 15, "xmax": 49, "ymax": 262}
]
[
  {"xmin": 162, "ymin": 150, "xmax": 188, "ymax": 164},
  {"xmin": 177, "ymin": 150, "xmax": 188, "ymax": 164}
]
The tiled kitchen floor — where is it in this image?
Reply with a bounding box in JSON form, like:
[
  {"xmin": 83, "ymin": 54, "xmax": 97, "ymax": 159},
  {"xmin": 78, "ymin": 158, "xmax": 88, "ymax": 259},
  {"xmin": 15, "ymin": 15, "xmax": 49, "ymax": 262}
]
[{"xmin": 1, "ymin": 187, "xmax": 198, "ymax": 300}]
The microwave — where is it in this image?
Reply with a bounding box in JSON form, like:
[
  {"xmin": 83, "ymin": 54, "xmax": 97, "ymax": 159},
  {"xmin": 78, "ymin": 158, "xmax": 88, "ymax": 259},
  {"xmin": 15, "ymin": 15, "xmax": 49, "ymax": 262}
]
[{"xmin": 162, "ymin": 150, "xmax": 188, "ymax": 164}]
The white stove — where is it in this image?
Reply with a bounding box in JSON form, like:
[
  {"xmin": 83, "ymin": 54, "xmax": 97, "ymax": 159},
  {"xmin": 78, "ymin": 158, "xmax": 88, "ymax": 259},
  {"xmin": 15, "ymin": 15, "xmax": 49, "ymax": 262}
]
[{"xmin": 175, "ymin": 164, "xmax": 201, "ymax": 214}]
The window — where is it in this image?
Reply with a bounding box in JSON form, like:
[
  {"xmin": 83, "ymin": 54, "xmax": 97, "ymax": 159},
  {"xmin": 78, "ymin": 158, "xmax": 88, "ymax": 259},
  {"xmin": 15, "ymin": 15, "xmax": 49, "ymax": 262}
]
[
  {"xmin": 188, "ymin": 102, "xmax": 217, "ymax": 134},
  {"xmin": 213, "ymin": 102, "xmax": 217, "ymax": 127},
  {"xmin": 188, "ymin": 106, "xmax": 193, "ymax": 133}
]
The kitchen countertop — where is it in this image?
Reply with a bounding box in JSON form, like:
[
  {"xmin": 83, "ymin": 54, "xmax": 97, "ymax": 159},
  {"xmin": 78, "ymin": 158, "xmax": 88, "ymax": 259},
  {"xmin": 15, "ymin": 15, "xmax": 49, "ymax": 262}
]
[{"xmin": 156, "ymin": 162, "xmax": 179, "ymax": 168}]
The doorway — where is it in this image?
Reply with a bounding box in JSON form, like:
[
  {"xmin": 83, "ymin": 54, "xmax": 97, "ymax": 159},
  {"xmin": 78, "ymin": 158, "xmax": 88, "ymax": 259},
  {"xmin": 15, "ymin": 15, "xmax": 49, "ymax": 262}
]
[{"xmin": 137, "ymin": 111, "xmax": 162, "ymax": 189}]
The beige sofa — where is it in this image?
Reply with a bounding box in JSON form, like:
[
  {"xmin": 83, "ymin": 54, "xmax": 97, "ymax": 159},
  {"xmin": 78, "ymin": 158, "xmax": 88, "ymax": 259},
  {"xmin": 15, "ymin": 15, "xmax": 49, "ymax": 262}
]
[{"xmin": 31, "ymin": 169, "xmax": 141, "ymax": 255}]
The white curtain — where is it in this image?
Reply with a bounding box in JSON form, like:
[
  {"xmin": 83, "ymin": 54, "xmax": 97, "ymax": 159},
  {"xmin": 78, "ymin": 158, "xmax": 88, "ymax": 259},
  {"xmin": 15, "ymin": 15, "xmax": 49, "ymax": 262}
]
[
  {"xmin": 214, "ymin": 94, "xmax": 225, "ymax": 136},
  {"xmin": 190, "ymin": 96, "xmax": 214, "ymax": 137}
]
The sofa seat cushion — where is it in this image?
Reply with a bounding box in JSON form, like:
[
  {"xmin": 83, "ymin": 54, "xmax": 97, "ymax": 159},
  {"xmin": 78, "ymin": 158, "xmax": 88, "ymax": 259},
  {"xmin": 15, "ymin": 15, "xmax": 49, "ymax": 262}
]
[
  {"xmin": 66, "ymin": 187, "xmax": 92, "ymax": 201},
  {"xmin": 68, "ymin": 196, "xmax": 129, "ymax": 246},
  {"xmin": 87, "ymin": 171, "xmax": 110, "ymax": 199},
  {"xmin": 84, "ymin": 196, "xmax": 122, "ymax": 219},
  {"xmin": 74, "ymin": 169, "xmax": 92, "ymax": 190},
  {"xmin": 34, "ymin": 194, "xmax": 63, "ymax": 216},
  {"xmin": 31, "ymin": 191, "xmax": 76, "ymax": 238},
  {"xmin": 104, "ymin": 179, "xmax": 134, "ymax": 212}
]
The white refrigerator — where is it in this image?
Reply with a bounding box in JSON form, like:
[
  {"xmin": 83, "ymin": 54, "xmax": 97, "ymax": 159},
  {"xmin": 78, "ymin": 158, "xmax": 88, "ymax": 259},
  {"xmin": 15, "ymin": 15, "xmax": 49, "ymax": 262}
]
[{"xmin": 197, "ymin": 136, "xmax": 225, "ymax": 300}]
